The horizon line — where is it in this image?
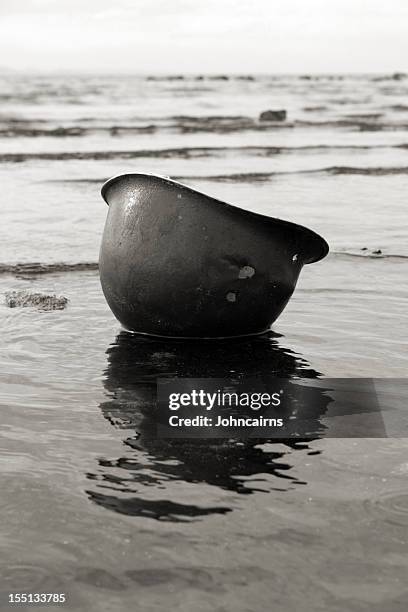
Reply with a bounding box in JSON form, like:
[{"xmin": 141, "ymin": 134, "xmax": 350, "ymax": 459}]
[{"xmin": 0, "ymin": 68, "xmax": 407, "ymax": 76}]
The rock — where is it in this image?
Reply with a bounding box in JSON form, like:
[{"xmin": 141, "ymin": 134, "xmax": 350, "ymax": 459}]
[
  {"xmin": 259, "ymin": 109, "xmax": 287, "ymax": 122},
  {"xmin": 5, "ymin": 290, "xmax": 69, "ymax": 311}
]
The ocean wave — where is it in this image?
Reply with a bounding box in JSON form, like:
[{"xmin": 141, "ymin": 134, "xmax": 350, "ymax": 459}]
[
  {"xmin": 40, "ymin": 165, "xmax": 408, "ymax": 185},
  {"xmin": 0, "ymin": 262, "xmax": 99, "ymax": 276},
  {"xmin": 0, "ymin": 144, "xmax": 403, "ymax": 164},
  {"xmin": 303, "ymin": 106, "xmax": 328, "ymax": 112},
  {"xmin": 169, "ymin": 114, "xmax": 249, "ymax": 122},
  {"xmin": 146, "ymin": 74, "xmax": 232, "ymax": 81},
  {"xmin": 175, "ymin": 166, "xmax": 408, "ymax": 182},
  {"xmin": 3, "ymin": 116, "xmax": 408, "ymax": 137},
  {"xmin": 1, "ymin": 253, "xmax": 406, "ymax": 277},
  {"xmin": 153, "ymin": 117, "xmax": 408, "ymax": 133},
  {"xmin": 295, "ymin": 119, "xmax": 408, "ymax": 132},
  {"xmin": 0, "ymin": 125, "xmax": 157, "ymax": 138},
  {"xmin": 321, "ymin": 166, "xmax": 408, "ymax": 176},
  {"xmin": 0, "ymin": 126, "xmax": 87, "ymax": 138},
  {"xmin": 383, "ymin": 105, "xmax": 408, "ymax": 112},
  {"xmin": 371, "ymin": 73, "xmax": 407, "ymax": 81},
  {"xmin": 330, "ymin": 251, "xmax": 408, "ymax": 260},
  {"xmin": 145, "ymin": 75, "xmax": 257, "ymax": 82},
  {"xmin": 341, "ymin": 113, "xmax": 383, "ymax": 120},
  {"xmin": 178, "ymin": 172, "xmax": 275, "ymax": 183}
]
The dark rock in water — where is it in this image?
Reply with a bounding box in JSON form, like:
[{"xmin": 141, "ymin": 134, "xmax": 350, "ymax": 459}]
[
  {"xmin": 5, "ymin": 290, "xmax": 69, "ymax": 311},
  {"xmin": 259, "ymin": 109, "xmax": 287, "ymax": 122},
  {"xmin": 359, "ymin": 248, "xmax": 384, "ymax": 256}
]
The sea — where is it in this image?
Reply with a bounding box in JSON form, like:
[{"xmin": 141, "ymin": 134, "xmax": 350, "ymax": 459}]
[{"xmin": 0, "ymin": 73, "xmax": 407, "ymax": 611}]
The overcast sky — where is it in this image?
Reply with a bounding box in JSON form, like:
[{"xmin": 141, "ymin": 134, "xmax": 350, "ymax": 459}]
[{"xmin": 1, "ymin": 0, "xmax": 407, "ymax": 74}]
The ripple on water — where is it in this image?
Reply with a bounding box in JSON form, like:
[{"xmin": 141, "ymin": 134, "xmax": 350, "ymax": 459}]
[
  {"xmin": 317, "ymin": 439, "xmax": 408, "ymax": 479},
  {"xmin": 364, "ymin": 490, "xmax": 408, "ymax": 527},
  {"xmin": 75, "ymin": 567, "xmax": 126, "ymax": 591},
  {"xmin": 0, "ymin": 564, "xmax": 51, "ymax": 591}
]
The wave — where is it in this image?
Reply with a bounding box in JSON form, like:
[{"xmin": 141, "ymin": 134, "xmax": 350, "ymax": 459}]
[
  {"xmin": 174, "ymin": 166, "xmax": 408, "ymax": 182},
  {"xmin": 319, "ymin": 166, "xmax": 408, "ymax": 176},
  {"xmin": 295, "ymin": 119, "xmax": 408, "ymax": 132},
  {"xmin": 341, "ymin": 113, "xmax": 383, "ymax": 120},
  {"xmin": 146, "ymin": 75, "xmax": 256, "ymax": 81},
  {"xmin": 371, "ymin": 73, "xmax": 407, "ymax": 81},
  {"xmin": 0, "ymin": 262, "xmax": 99, "ymax": 276},
  {"xmin": 330, "ymin": 251, "xmax": 408, "ymax": 260},
  {"xmin": 169, "ymin": 114, "xmax": 249, "ymax": 122},
  {"xmin": 3, "ymin": 117, "xmax": 408, "ymax": 137},
  {"xmin": 383, "ymin": 105, "xmax": 408, "ymax": 112},
  {"xmin": 178, "ymin": 172, "xmax": 275, "ymax": 183},
  {"xmin": 0, "ymin": 127, "xmax": 87, "ymax": 137},
  {"xmin": 1, "ymin": 253, "xmax": 406, "ymax": 277},
  {"xmin": 1, "ymin": 143, "xmax": 405, "ymax": 164},
  {"xmin": 41, "ymin": 165, "xmax": 408, "ymax": 186},
  {"xmin": 0, "ymin": 125, "xmax": 157, "ymax": 138},
  {"xmin": 303, "ymin": 105, "xmax": 328, "ymax": 112}
]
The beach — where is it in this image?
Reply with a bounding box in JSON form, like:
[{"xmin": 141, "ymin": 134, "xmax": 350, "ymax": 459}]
[{"xmin": 1, "ymin": 73, "xmax": 408, "ymax": 611}]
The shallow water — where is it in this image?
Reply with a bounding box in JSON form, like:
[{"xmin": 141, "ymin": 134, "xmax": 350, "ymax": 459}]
[{"xmin": 1, "ymin": 74, "xmax": 408, "ymax": 611}]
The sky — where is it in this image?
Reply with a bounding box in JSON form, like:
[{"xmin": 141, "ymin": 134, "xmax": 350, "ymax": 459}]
[{"xmin": 0, "ymin": 0, "xmax": 407, "ymax": 74}]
